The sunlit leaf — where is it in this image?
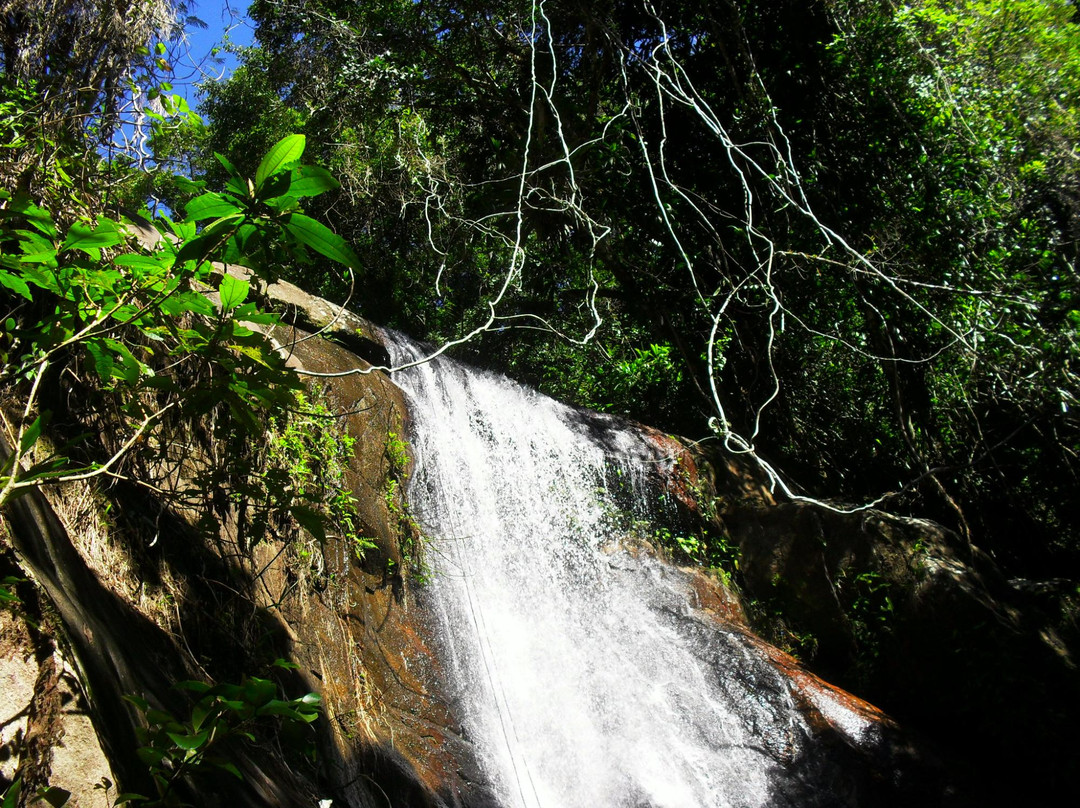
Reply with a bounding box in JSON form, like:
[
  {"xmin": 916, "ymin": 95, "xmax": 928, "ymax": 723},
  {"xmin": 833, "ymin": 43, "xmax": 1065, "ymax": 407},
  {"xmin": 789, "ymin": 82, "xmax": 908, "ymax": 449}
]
[
  {"xmin": 287, "ymin": 165, "xmax": 339, "ymax": 197},
  {"xmin": 255, "ymin": 134, "xmax": 306, "ymax": 191},
  {"xmin": 185, "ymin": 192, "xmax": 242, "ymax": 222},
  {"xmin": 35, "ymin": 785, "xmax": 71, "ymax": 807},
  {"xmin": 62, "ymin": 221, "xmax": 123, "ymax": 253},
  {"xmin": 165, "ymin": 730, "xmax": 209, "ymax": 751},
  {"xmin": 282, "ymin": 214, "xmax": 360, "ymax": 270},
  {"xmin": 218, "ymin": 274, "xmax": 249, "ymax": 311}
]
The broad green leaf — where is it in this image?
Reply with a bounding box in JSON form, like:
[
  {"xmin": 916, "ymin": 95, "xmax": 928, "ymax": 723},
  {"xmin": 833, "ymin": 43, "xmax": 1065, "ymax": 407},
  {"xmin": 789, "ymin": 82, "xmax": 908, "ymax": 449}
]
[
  {"xmin": 104, "ymin": 340, "xmax": 145, "ymax": 385},
  {"xmin": 174, "ymin": 214, "xmax": 244, "ymax": 266},
  {"xmin": 19, "ymin": 413, "xmax": 46, "ymax": 455},
  {"xmin": 24, "ymin": 209, "xmax": 57, "ymax": 238},
  {"xmin": 221, "ymin": 222, "xmax": 262, "ymax": 266},
  {"xmin": 173, "ymin": 680, "xmax": 212, "ymax": 694},
  {"xmin": 113, "ymin": 254, "xmax": 169, "ymax": 272},
  {"xmin": 62, "ymin": 221, "xmax": 123, "ymax": 253},
  {"xmin": 0, "ymin": 269, "xmax": 32, "ymax": 300},
  {"xmin": 166, "ymin": 730, "xmax": 209, "ymax": 751},
  {"xmin": 112, "ymin": 793, "xmax": 148, "ymax": 806},
  {"xmin": 201, "ymin": 213, "xmax": 246, "ymax": 239},
  {"xmin": 123, "ymin": 694, "xmax": 150, "ymax": 711},
  {"xmin": 255, "ymin": 701, "xmax": 305, "ymax": 721},
  {"xmin": 214, "ymin": 152, "xmax": 241, "ymax": 179},
  {"xmin": 144, "ymin": 708, "xmax": 175, "ymax": 726},
  {"xmin": 282, "ymin": 213, "xmax": 360, "ymax": 270},
  {"xmin": 35, "ymin": 786, "xmax": 71, "ymax": 807},
  {"xmin": 218, "ymin": 274, "xmax": 249, "ymax": 311},
  {"xmin": 256, "ymin": 170, "xmax": 292, "ymax": 201},
  {"xmin": 255, "ymin": 134, "xmax": 306, "ymax": 191},
  {"xmin": 85, "ymin": 340, "xmax": 115, "ymax": 383},
  {"xmin": 2, "ymin": 779, "xmax": 22, "ymax": 808},
  {"xmin": 288, "ymin": 165, "xmax": 340, "ymax": 197},
  {"xmin": 211, "ymin": 761, "xmax": 243, "ymax": 780},
  {"xmin": 185, "ymin": 192, "xmax": 242, "ymax": 222},
  {"xmin": 17, "ymin": 264, "xmax": 58, "ymax": 293},
  {"xmin": 159, "ymin": 291, "xmax": 216, "ymax": 317},
  {"xmin": 232, "ymin": 302, "xmax": 279, "ymax": 325},
  {"xmin": 289, "ymin": 505, "xmax": 327, "ymax": 542},
  {"xmin": 17, "ymin": 229, "xmax": 55, "ymax": 256},
  {"xmin": 174, "ymin": 176, "xmax": 206, "ymax": 195},
  {"xmin": 242, "ymin": 677, "xmax": 278, "ymax": 707},
  {"xmin": 190, "ymin": 703, "xmax": 211, "ymax": 732}
]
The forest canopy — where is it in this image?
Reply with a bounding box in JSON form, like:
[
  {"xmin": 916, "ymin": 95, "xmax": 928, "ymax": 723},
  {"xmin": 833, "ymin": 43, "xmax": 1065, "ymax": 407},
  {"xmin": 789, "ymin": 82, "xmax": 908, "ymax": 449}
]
[{"xmin": 3, "ymin": 0, "xmax": 1080, "ymax": 580}]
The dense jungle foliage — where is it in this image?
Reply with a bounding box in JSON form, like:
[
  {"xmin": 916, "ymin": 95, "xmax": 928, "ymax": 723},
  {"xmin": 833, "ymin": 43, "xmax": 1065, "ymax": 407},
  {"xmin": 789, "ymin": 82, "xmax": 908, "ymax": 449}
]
[
  {"xmin": 2, "ymin": 0, "xmax": 1078, "ymax": 598},
  {"xmin": 186, "ymin": 0, "xmax": 1080, "ymax": 580},
  {"xmin": 1, "ymin": 2, "xmax": 1079, "ymax": 804}
]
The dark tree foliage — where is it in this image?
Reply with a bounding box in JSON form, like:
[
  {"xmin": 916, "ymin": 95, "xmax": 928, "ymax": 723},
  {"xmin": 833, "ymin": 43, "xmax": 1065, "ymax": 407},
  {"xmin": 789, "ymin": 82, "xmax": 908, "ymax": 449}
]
[{"xmin": 198, "ymin": 0, "xmax": 1080, "ymax": 578}]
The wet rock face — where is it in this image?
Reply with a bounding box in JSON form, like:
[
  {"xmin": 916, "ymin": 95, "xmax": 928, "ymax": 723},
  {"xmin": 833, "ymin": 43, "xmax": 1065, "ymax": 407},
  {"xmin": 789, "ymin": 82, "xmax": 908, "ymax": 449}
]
[
  {"xmin": 9, "ymin": 271, "xmax": 1062, "ymax": 808},
  {"xmin": 609, "ymin": 539, "xmax": 946, "ymax": 808},
  {"xmin": 247, "ymin": 314, "xmax": 499, "ymax": 807},
  {"xmin": 676, "ymin": 443, "xmax": 1080, "ymax": 807}
]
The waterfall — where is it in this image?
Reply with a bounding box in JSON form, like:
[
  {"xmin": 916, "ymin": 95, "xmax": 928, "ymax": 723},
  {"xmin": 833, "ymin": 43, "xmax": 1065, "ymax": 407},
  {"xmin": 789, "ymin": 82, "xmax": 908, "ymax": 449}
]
[{"xmin": 385, "ymin": 332, "xmax": 880, "ymax": 808}]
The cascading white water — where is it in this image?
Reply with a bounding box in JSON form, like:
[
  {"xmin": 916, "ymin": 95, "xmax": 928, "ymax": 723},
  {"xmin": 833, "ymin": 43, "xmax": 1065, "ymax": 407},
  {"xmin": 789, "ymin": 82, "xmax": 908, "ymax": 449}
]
[{"xmin": 385, "ymin": 332, "xmax": 859, "ymax": 808}]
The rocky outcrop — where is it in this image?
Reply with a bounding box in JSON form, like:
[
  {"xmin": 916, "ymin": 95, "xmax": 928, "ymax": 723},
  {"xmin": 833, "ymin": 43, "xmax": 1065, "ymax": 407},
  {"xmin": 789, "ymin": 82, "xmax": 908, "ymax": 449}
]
[
  {"xmin": 671, "ymin": 442, "xmax": 1080, "ymax": 807},
  {"xmin": 1, "ymin": 279, "xmax": 491, "ymax": 807},
  {"xmin": 4, "ymin": 276, "xmax": 1073, "ymax": 807}
]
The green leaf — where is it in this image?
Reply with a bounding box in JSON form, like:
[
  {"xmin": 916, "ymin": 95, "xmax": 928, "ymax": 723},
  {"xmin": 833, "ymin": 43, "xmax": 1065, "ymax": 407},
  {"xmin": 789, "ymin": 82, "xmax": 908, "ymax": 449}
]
[
  {"xmin": 287, "ymin": 165, "xmax": 339, "ymax": 197},
  {"xmin": 0, "ymin": 576, "xmax": 25, "ymax": 605},
  {"xmin": 174, "ymin": 214, "xmax": 244, "ymax": 266},
  {"xmin": 34, "ymin": 786, "xmax": 71, "ymax": 807},
  {"xmin": 112, "ymin": 793, "xmax": 148, "ymax": 806},
  {"xmin": 185, "ymin": 192, "xmax": 242, "ymax": 222},
  {"xmin": 159, "ymin": 291, "xmax": 216, "ymax": 317},
  {"xmin": 25, "ymin": 210, "xmax": 57, "ymax": 238},
  {"xmin": 211, "ymin": 760, "xmax": 243, "ymax": 780},
  {"xmin": 123, "ymin": 694, "xmax": 150, "ymax": 711},
  {"xmin": 289, "ymin": 505, "xmax": 327, "ymax": 542},
  {"xmin": 113, "ymin": 254, "xmax": 169, "ymax": 273},
  {"xmin": 218, "ymin": 274, "xmax": 249, "ymax": 311},
  {"xmin": 255, "ymin": 701, "xmax": 305, "ymax": 721},
  {"xmin": 214, "ymin": 152, "xmax": 241, "ymax": 179},
  {"xmin": 173, "ymin": 680, "xmax": 212, "ymax": 694},
  {"xmin": 242, "ymin": 676, "xmax": 278, "ymax": 708},
  {"xmin": 256, "ymin": 170, "xmax": 292, "ymax": 202},
  {"xmin": 0, "ymin": 269, "xmax": 32, "ymax": 300},
  {"xmin": 62, "ymin": 221, "xmax": 123, "ymax": 253},
  {"xmin": 190, "ymin": 702, "xmax": 211, "ymax": 732},
  {"xmin": 85, "ymin": 340, "xmax": 116, "ymax": 383},
  {"xmin": 255, "ymin": 135, "xmax": 306, "ymax": 191},
  {"xmin": 282, "ymin": 214, "xmax": 360, "ymax": 270},
  {"xmin": 2, "ymin": 779, "xmax": 22, "ymax": 808},
  {"xmin": 19, "ymin": 413, "xmax": 47, "ymax": 455},
  {"xmin": 166, "ymin": 730, "xmax": 209, "ymax": 751},
  {"xmin": 232, "ymin": 302, "xmax": 279, "ymax": 325}
]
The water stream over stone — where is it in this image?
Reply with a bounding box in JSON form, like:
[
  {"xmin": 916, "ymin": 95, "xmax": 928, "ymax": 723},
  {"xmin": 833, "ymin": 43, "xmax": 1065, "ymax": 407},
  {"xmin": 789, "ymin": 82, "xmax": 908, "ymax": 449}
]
[{"xmin": 385, "ymin": 332, "xmax": 882, "ymax": 808}]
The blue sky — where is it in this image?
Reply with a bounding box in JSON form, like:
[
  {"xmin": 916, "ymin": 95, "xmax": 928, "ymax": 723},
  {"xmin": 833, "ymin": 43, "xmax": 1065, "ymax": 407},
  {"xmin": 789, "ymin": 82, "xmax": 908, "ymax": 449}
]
[{"xmin": 171, "ymin": 1, "xmax": 256, "ymax": 110}]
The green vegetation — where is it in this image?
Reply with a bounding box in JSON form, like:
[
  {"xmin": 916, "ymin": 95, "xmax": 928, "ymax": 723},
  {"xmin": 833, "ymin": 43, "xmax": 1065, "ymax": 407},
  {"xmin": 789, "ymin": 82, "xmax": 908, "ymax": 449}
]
[
  {"xmin": 3, "ymin": 0, "xmax": 1080, "ymax": 803},
  {"xmin": 382, "ymin": 428, "xmax": 428, "ymax": 583},
  {"xmin": 122, "ymin": 664, "xmax": 320, "ymax": 807},
  {"xmin": 185, "ymin": 0, "xmax": 1080, "ymax": 582},
  {"xmin": 265, "ymin": 389, "xmax": 374, "ymax": 568}
]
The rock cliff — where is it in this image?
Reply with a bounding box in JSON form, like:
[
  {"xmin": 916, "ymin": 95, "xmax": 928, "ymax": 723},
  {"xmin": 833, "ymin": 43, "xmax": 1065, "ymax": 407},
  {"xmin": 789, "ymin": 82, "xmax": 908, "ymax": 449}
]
[{"xmin": 2, "ymin": 279, "xmax": 1074, "ymax": 807}]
